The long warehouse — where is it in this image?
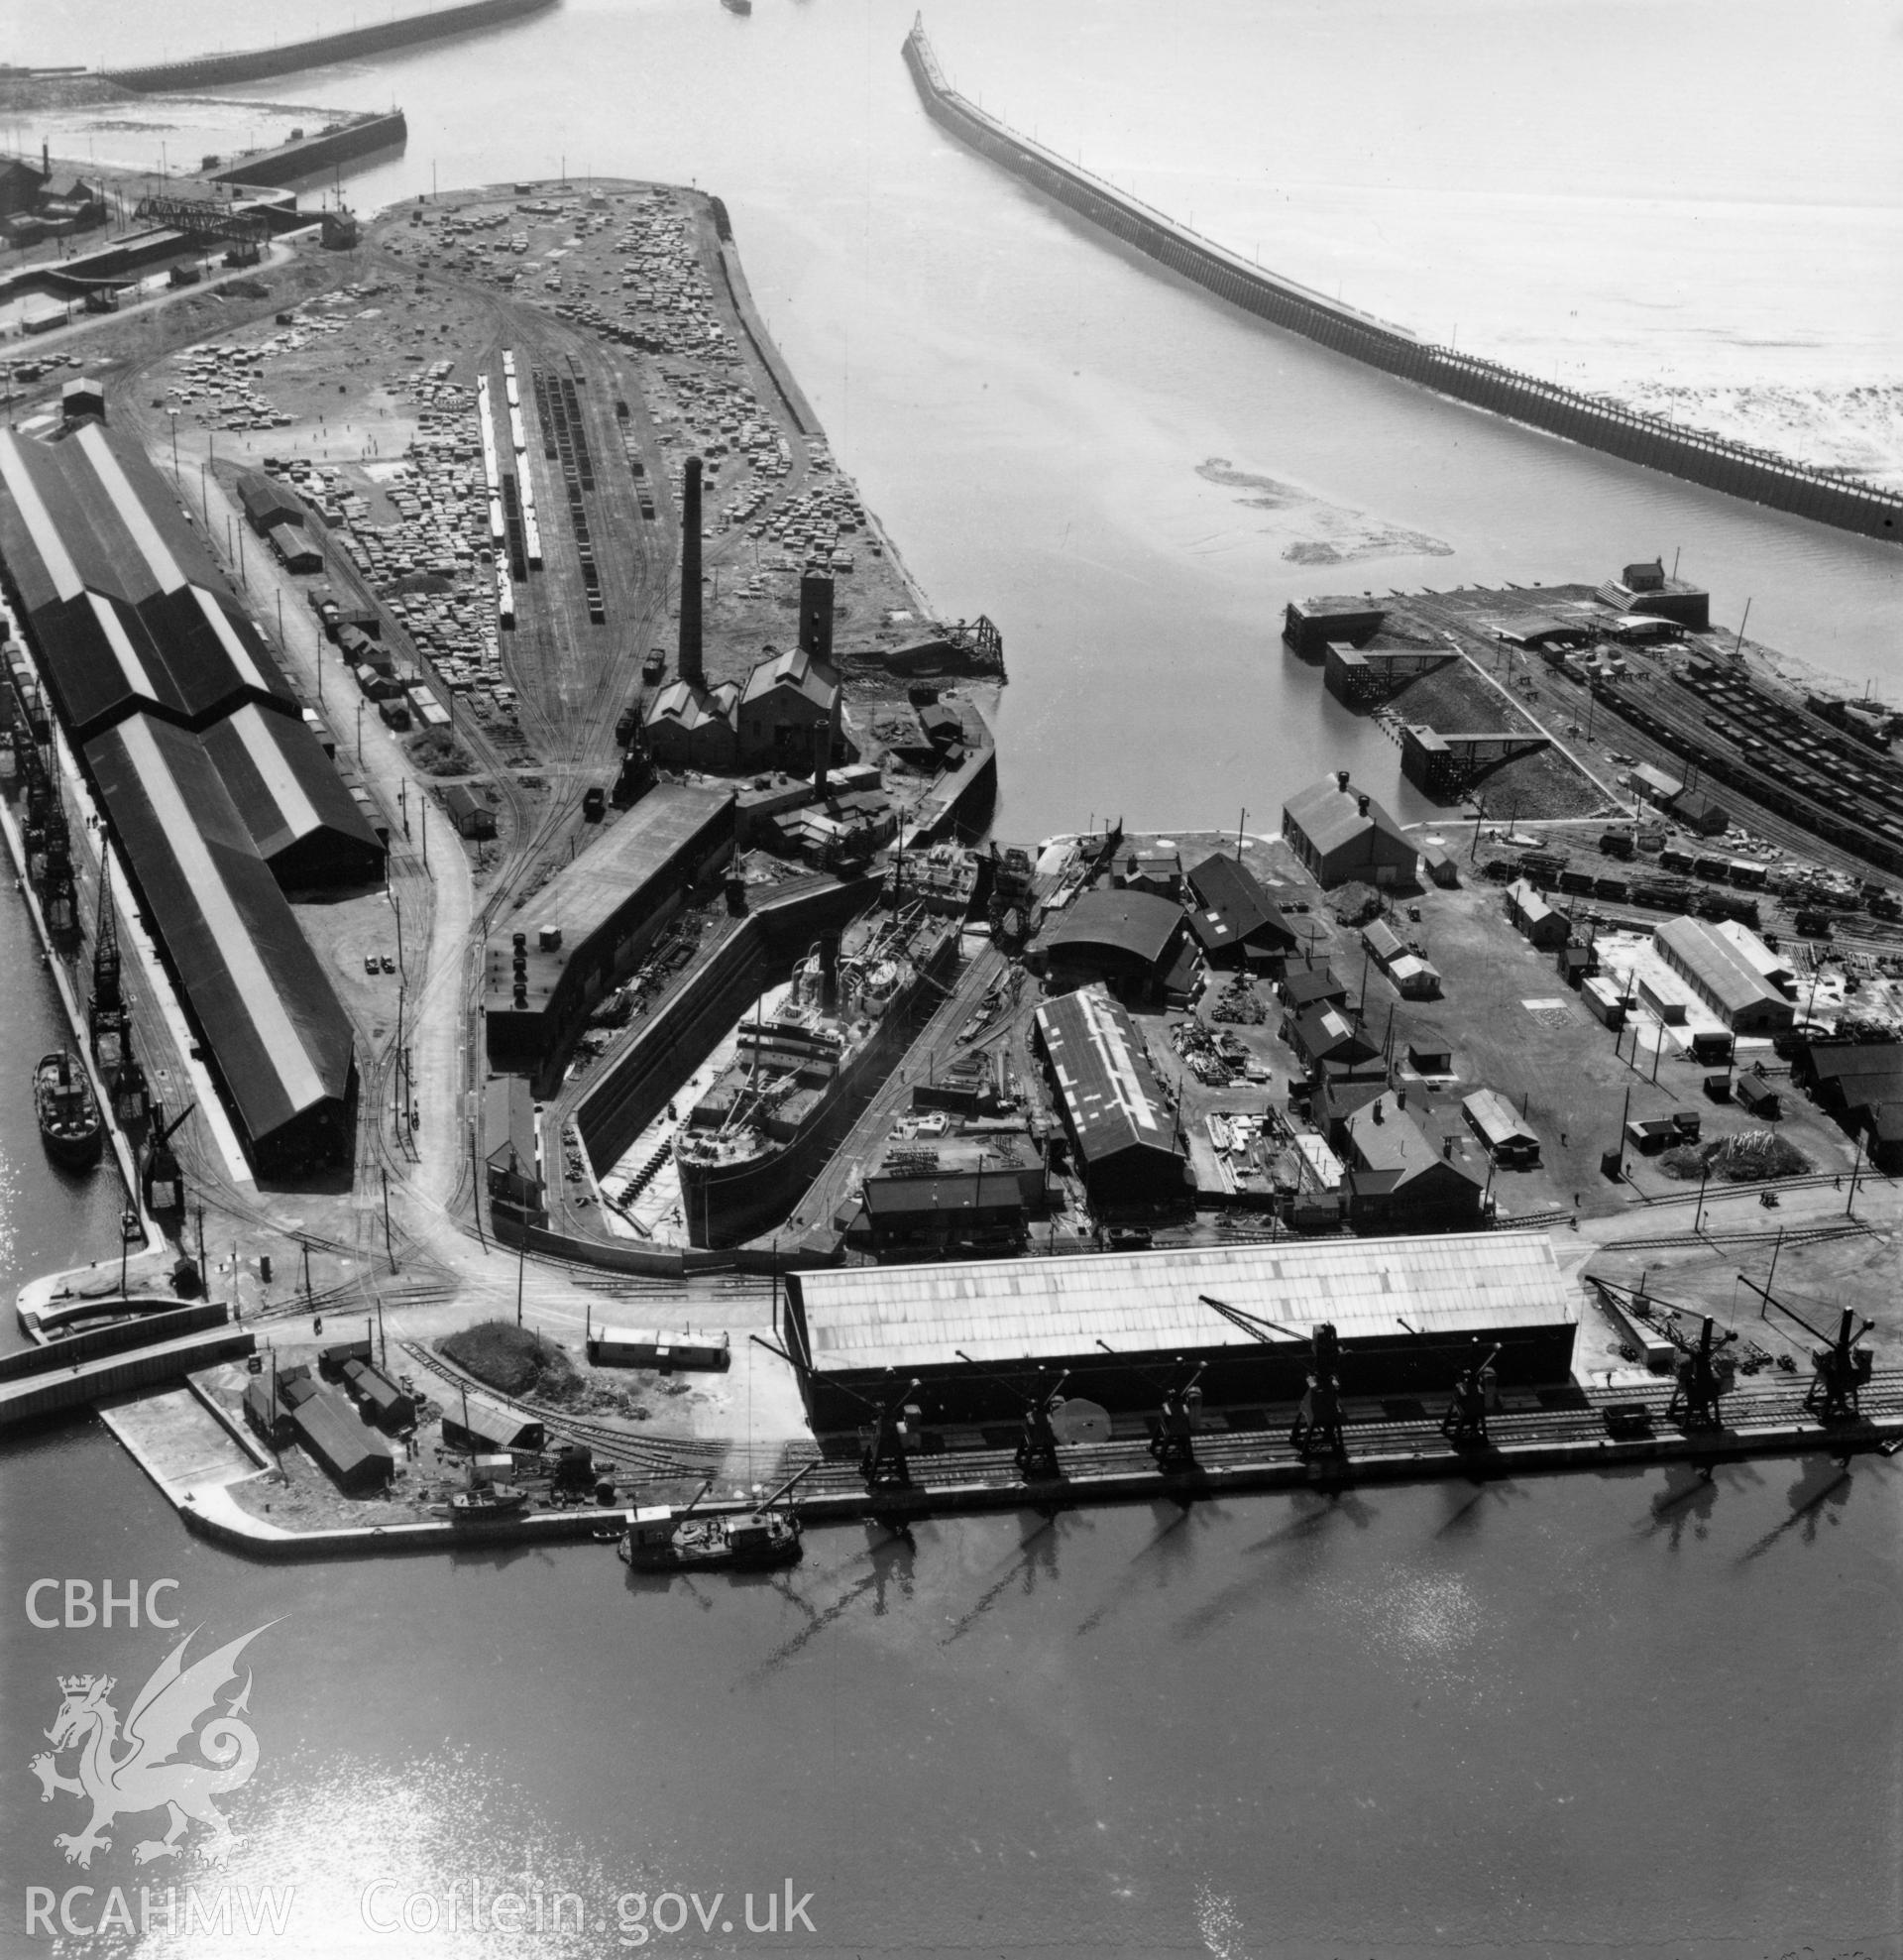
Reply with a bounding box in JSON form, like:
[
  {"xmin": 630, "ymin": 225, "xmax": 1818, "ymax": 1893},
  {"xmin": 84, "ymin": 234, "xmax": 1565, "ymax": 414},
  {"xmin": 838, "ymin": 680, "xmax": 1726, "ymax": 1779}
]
[
  {"xmin": 86, "ymin": 715, "xmax": 359, "ymax": 1171},
  {"xmin": 784, "ymin": 1231, "xmax": 1579, "ymax": 1430},
  {"xmin": 0, "ymin": 420, "xmax": 298, "ymax": 740},
  {"xmin": 0, "ymin": 402, "xmax": 379, "ymax": 1171}
]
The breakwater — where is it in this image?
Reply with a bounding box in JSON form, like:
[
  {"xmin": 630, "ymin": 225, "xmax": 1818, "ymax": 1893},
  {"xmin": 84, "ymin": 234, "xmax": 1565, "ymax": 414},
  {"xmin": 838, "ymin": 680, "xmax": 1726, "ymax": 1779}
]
[
  {"xmin": 901, "ymin": 21, "xmax": 1902, "ymax": 548},
  {"xmin": 101, "ymin": 0, "xmax": 556, "ymax": 93},
  {"xmin": 208, "ymin": 109, "xmax": 409, "ymax": 189}
]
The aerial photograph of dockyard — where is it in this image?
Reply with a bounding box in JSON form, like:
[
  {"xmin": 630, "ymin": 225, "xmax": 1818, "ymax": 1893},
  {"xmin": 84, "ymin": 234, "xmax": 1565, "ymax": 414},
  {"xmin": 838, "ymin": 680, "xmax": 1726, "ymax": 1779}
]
[{"xmin": 0, "ymin": 2, "xmax": 1899, "ymax": 1955}]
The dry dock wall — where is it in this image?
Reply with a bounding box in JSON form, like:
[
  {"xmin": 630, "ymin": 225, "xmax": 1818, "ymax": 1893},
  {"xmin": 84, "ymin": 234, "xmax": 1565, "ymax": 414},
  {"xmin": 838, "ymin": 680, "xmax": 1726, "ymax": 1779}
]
[
  {"xmin": 103, "ymin": 0, "xmax": 556, "ymax": 92},
  {"xmin": 902, "ymin": 25, "xmax": 1902, "ymax": 548},
  {"xmin": 571, "ymin": 873, "xmax": 880, "ymax": 1182}
]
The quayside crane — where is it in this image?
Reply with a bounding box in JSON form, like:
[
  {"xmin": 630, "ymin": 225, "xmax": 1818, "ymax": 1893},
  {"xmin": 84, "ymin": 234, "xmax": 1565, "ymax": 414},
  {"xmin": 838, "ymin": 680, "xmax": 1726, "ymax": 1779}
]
[
  {"xmin": 1665, "ymin": 1317, "xmax": 1738, "ymax": 1433},
  {"xmin": 952, "ymin": 1353, "xmax": 1072, "ymax": 1484},
  {"xmin": 1440, "ymin": 1343, "xmax": 1502, "ymax": 1447},
  {"xmin": 1736, "ymin": 1278, "xmax": 1876, "ymax": 1426},
  {"xmin": 1197, "ymin": 1293, "xmax": 1346, "ymax": 1459},
  {"xmin": 1093, "ymin": 1336, "xmax": 1206, "ymax": 1474},
  {"xmin": 853, "ymin": 1376, "xmax": 923, "ymax": 1493}
]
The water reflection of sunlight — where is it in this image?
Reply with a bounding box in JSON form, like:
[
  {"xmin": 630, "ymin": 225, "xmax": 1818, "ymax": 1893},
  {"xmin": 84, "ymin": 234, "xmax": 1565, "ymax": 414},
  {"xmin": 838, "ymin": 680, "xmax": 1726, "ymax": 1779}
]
[{"xmin": 127, "ymin": 1750, "xmax": 665, "ymax": 1959}]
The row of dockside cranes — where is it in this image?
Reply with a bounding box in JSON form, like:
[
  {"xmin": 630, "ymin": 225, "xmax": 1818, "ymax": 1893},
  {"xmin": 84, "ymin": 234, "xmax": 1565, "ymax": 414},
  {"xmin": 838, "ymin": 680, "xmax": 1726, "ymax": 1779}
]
[
  {"xmin": 840, "ymin": 1299, "xmax": 1881, "ymax": 1499},
  {"xmin": 0, "ymin": 650, "xmax": 194, "ymax": 1203}
]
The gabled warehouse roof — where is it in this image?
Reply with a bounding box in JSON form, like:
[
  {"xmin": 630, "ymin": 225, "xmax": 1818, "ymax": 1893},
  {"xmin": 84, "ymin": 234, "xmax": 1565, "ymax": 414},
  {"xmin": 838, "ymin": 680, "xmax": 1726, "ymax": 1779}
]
[
  {"xmin": 0, "ymin": 422, "xmax": 294, "ymax": 739},
  {"xmin": 1184, "ymin": 851, "xmax": 1293, "ymax": 953},
  {"xmin": 644, "ymin": 678, "xmax": 736, "ymax": 734},
  {"xmin": 1284, "ymin": 774, "xmax": 1410, "ymax": 861},
  {"xmin": 791, "ymin": 1231, "xmax": 1573, "ymax": 1373},
  {"xmin": 235, "ymin": 469, "xmax": 309, "ymax": 532},
  {"xmin": 739, "ymin": 645, "xmax": 838, "ymax": 712},
  {"xmin": 1655, "ymin": 914, "xmax": 1790, "ymax": 1019},
  {"xmin": 84, "ymin": 714, "xmax": 356, "ymax": 1153},
  {"xmin": 1034, "ymin": 986, "xmax": 1179, "ymax": 1168},
  {"xmin": 198, "ymin": 703, "xmax": 385, "ymax": 886}
]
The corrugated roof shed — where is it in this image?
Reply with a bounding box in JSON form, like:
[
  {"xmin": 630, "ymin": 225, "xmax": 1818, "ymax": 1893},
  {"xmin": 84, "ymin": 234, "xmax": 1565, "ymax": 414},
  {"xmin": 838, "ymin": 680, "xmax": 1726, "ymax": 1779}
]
[
  {"xmin": 1712, "ymin": 918, "xmax": 1793, "ymax": 991},
  {"xmin": 1034, "ymin": 986, "xmax": 1177, "ymax": 1169},
  {"xmin": 0, "ymin": 422, "xmax": 294, "ymax": 740},
  {"xmin": 198, "ymin": 703, "xmax": 385, "ymax": 886},
  {"xmin": 1655, "ymin": 915, "xmax": 1790, "ymax": 1020},
  {"xmin": 1631, "ymin": 762, "xmax": 1684, "ymax": 801},
  {"xmin": 1462, "ymin": 1088, "xmax": 1537, "ymax": 1148},
  {"xmin": 84, "ymin": 713, "xmax": 355, "ymax": 1160},
  {"xmin": 792, "ymin": 1230, "xmax": 1572, "ymax": 1373}
]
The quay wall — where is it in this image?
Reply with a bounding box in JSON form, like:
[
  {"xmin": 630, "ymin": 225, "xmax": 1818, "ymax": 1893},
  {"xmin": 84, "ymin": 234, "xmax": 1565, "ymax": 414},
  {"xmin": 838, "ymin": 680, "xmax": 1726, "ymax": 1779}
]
[
  {"xmin": 144, "ymin": 1392, "xmax": 1903, "ymax": 1561},
  {"xmin": 0, "ymin": 1326, "xmax": 255, "ymax": 1429},
  {"xmin": 208, "ymin": 111, "xmax": 409, "ymax": 190},
  {"xmin": 1, "ymin": 1302, "xmax": 229, "ymax": 1378},
  {"xmin": 901, "ymin": 25, "xmax": 1902, "ymax": 548},
  {"xmin": 102, "ymin": 0, "xmax": 556, "ymax": 92}
]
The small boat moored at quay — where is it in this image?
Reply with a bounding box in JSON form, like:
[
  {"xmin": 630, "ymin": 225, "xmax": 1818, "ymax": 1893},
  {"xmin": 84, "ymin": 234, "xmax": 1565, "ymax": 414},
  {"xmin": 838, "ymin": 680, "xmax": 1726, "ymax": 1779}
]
[
  {"xmin": 616, "ymin": 1468, "xmax": 811, "ymax": 1572},
  {"xmin": 34, "ymin": 1050, "xmax": 104, "ymax": 1169},
  {"xmin": 450, "ymin": 1479, "xmax": 530, "ymax": 1526}
]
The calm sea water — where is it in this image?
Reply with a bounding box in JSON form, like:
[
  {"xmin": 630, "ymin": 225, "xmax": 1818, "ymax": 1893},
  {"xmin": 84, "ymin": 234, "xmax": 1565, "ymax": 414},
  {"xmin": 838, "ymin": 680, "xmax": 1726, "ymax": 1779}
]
[{"xmin": 4, "ymin": 5, "xmax": 1902, "ymax": 1954}]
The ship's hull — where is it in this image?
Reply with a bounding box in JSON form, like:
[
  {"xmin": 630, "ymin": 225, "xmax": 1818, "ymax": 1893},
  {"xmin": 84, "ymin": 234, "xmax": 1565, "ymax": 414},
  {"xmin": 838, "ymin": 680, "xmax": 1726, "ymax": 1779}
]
[
  {"xmin": 35, "ymin": 1055, "xmax": 105, "ymax": 1170},
  {"xmin": 678, "ymin": 928, "xmax": 958, "ymax": 1247},
  {"xmin": 618, "ymin": 1526, "xmax": 801, "ymax": 1570},
  {"xmin": 39, "ymin": 1120, "xmax": 105, "ymax": 1170}
]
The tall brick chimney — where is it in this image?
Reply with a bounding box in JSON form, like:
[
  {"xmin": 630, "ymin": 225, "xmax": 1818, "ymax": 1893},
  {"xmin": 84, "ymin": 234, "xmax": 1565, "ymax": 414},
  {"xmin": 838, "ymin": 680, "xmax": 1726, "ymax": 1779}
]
[
  {"xmin": 798, "ymin": 570, "xmax": 835, "ymax": 665},
  {"xmin": 678, "ymin": 456, "xmax": 704, "ymax": 690}
]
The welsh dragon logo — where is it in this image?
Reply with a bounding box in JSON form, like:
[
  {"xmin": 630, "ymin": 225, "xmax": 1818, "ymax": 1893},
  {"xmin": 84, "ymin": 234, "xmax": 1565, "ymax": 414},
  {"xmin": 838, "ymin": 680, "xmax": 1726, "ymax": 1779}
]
[{"xmin": 29, "ymin": 1623, "xmax": 275, "ymax": 1870}]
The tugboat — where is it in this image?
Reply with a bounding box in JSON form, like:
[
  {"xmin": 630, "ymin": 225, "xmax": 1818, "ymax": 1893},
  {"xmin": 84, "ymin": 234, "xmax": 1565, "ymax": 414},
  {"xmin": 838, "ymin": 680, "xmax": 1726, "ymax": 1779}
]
[
  {"xmin": 34, "ymin": 1051, "xmax": 104, "ymax": 1169},
  {"xmin": 616, "ymin": 1467, "xmax": 810, "ymax": 1572},
  {"xmin": 449, "ymin": 1476, "xmax": 530, "ymax": 1526}
]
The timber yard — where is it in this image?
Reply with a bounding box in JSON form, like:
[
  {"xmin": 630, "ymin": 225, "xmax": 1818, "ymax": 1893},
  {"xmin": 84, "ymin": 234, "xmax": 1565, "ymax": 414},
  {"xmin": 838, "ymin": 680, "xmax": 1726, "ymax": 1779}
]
[{"xmin": 2, "ymin": 42, "xmax": 1903, "ymax": 1573}]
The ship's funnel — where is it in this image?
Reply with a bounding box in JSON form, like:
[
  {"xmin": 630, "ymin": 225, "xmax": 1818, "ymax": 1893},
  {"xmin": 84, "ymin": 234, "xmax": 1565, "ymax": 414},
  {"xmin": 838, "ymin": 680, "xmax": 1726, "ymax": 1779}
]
[{"xmin": 678, "ymin": 456, "xmax": 705, "ymax": 690}]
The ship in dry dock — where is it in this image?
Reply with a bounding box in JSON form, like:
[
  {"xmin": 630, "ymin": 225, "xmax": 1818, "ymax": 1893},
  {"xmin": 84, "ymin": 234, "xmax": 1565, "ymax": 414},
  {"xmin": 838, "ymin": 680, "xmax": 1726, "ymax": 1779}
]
[{"xmin": 674, "ymin": 903, "xmax": 960, "ymax": 1247}]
